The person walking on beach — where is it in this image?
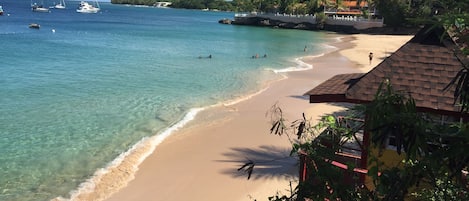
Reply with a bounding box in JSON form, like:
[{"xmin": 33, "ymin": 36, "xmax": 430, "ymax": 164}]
[{"xmin": 369, "ymin": 52, "xmax": 373, "ymax": 65}]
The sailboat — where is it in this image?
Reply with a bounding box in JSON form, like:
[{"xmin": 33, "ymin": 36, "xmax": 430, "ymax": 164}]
[
  {"xmin": 31, "ymin": 0, "xmax": 50, "ymax": 12},
  {"xmin": 76, "ymin": 1, "xmax": 100, "ymax": 13},
  {"xmin": 54, "ymin": 0, "xmax": 66, "ymax": 9}
]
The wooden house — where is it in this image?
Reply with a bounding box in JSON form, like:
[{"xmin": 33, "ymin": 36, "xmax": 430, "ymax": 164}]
[{"xmin": 303, "ymin": 25, "xmax": 469, "ymax": 188}]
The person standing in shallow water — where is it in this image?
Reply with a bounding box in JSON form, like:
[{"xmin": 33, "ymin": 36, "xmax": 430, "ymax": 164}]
[{"xmin": 369, "ymin": 52, "xmax": 373, "ymax": 65}]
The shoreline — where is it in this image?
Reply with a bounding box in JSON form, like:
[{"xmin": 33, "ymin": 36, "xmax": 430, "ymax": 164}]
[
  {"xmin": 52, "ymin": 33, "xmax": 341, "ymax": 201},
  {"xmin": 60, "ymin": 33, "xmax": 413, "ymax": 201},
  {"xmin": 53, "ymin": 48, "xmax": 321, "ymax": 201}
]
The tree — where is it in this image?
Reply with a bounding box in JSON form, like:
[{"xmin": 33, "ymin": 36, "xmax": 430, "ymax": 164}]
[
  {"xmin": 240, "ymin": 80, "xmax": 469, "ymax": 200},
  {"xmin": 231, "ymin": 0, "xmax": 257, "ymax": 12},
  {"xmin": 365, "ymin": 82, "xmax": 469, "ymax": 201},
  {"xmin": 305, "ymin": 0, "xmax": 327, "ymax": 14},
  {"xmin": 433, "ymin": 0, "xmax": 469, "ymax": 113},
  {"xmin": 355, "ymin": 0, "xmax": 374, "ymax": 19},
  {"xmin": 261, "ymin": 0, "xmax": 282, "ymax": 13},
  {"xmin": 236, "ymin": 1, "xmax": 469, "ymax": 200},
  {"xmin": 373, "ymin": 0, "xmax": 410, "ymax": 27}
]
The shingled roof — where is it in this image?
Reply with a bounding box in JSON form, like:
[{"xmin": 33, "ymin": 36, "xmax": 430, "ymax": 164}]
[{"xmin": 305, "ymin": 26, "xmax": 468, "ymax": 117}]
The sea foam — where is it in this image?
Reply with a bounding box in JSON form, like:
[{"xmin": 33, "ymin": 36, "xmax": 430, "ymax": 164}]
[{"xmin": 53, "ymin": 107, "xmax": 205, "ymax": 201}]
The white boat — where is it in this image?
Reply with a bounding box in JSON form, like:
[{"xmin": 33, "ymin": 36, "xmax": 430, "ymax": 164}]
[
  {"xmin": 29, "ymin": 23, "xmax": 41, "ymax": 29},
  {"xmin": 54, "ymin": 0, "xmax": 66, "ymax": 9},
  {"xmin": 31, "ymin": 0, "xmax": 50, "ymax": 12},
  {"xmin": 32, "ymin": 4, "xmax": 50, "ymax": 12},
  {"xmin": 154, "ymin": 2, "xmax": 172, "ymax": 8},
  {"xmin": 76, "ymin": 1, "xmax": 100, "ymax": 13},
  {"xmin": 0, "ymin": 6, "xmax": 4, "ymax": 15}
]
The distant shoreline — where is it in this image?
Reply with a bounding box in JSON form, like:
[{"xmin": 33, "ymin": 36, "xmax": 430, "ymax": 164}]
[{"xmin": 220, "ymin": 15, "xmax": 419, "ymax": 35}]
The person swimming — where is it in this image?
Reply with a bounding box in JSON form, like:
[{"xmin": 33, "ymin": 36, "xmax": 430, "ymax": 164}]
[{"xmin": 198, "ymin": 54, "xmax": 212, "ymax": 59}]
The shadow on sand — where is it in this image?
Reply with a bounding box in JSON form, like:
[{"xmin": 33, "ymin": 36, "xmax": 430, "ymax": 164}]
[
  {"xmin": 289, "ymin": 95, "xmax": 310, "ymax": 100},
  {"xmin": 216, "ymin": 145, "xmax": 298, "ymax": 180}
]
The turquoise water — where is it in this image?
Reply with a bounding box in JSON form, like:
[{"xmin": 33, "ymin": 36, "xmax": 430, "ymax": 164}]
[{"xmin": 0, "ymin": 1, "xmax": 333, "ymax": 200}]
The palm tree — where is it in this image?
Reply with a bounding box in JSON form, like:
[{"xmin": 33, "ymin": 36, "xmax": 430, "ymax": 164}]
[
  {"xmin": 356, "ymin": 0, "xmax": 375, "ymax": 18},
  {"xmin": 307, "ymin": 0, "xmax": 328, "ymax": 11},
  {"xmin": 331, "ymin": 0, "xmax": 345, "ymax": 11}
]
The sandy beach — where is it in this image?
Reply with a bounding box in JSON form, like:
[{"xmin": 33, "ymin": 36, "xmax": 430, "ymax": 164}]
[{"xmin": 71, "ymin": 33, "xmax": 412, "ymax": 201}]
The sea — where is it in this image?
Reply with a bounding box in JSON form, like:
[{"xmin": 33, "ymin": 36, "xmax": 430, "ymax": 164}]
[{"xmin": 0, "ymin": 1, "xmax": 336, "ymax": 200}]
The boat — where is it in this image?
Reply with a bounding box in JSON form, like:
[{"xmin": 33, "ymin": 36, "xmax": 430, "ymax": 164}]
[
  {"xmin": 31, "ymin": 0, "xmax": 50, "ymax": 12},
  {"xmin": 53, "ymin": 0, "xmax": 66, "ymax": 9},
  {"xmin": 154, "ymin": 2, "xmax": 172, "ymax": 8},
  {"xmin": 0, "ymin": 6, "xmax": 4, "ymax": 15},
  {"xmin": 76, "ymin": 1, "xmax": 100, "ymax": 13},
  {"xmin": 29, "ymin": 23, "xmax": 40, "ymax": 29},
  {"xmin": 32, "ymin": 4, "xmax": 50, "ymax": 12}
]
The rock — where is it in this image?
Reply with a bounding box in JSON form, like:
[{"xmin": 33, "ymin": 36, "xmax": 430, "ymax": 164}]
[
  {"xmin": 218, "ymin": 18, "xmax": 232, "ymax": 24},
  {"xmin": 259, "ymin": 19, "xmax": 270, "ymax": 26}
]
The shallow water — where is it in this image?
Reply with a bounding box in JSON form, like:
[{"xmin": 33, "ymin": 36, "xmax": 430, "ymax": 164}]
[{"xmin": 0, "ymin": 1, "xmax": 334, "ymax": 200}]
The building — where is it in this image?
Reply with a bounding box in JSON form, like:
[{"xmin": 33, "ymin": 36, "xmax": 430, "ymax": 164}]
[
  {"xmin": 303, "ymin": 25, "xmax": 469, "ymax": 190},
  {"xmin": 324, "ymin": 0, "xmax": 377, "ymax": 18}
]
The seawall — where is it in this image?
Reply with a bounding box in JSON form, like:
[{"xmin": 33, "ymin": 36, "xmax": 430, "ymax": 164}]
[{"xmin": 220, "ymin": 13, "xmax": 418, "ymax": 35}]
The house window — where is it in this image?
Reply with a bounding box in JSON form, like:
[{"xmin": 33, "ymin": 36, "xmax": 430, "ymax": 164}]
[
  {"xmin": 383, "ymin": 114, "xmax": 461, "ymax": 152},
  {"xmin": 385, "ymin": 134, "xmax": 398, "ymax": 151},
  {"xmin": 422, "ymin": 113, "xmax": 460, "ymax": 125}
]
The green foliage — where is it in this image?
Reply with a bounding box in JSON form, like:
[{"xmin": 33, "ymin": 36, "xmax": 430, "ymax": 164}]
[
  {"xmin": 412, "ymin": 177, "xmax": 469, "ymax": 201},
  {"xmin": 365, "ymin": 81, "xmax": 469, "ymax": 200},
  {"xmin": 259, "ymin": 104, "xmax": 369, "ymax": 200},
  {"xmin": 447, "ymin": 67, "xmax": 469, "ymax": 113},
  {"xmin": 109, "ymin": 0, "xmax": 469, "ymax": 32},
  {"xmin": 111, "ymin": 0, "xmax": 158, "ymax": 6},
  {"xmin": 241, "ymin": 79, "xmax": 469, "ymax": 200},
  {"xmin": 170, "ymin": 0, "xmax": 234, "ymax": 10},
  {"xmin": 374, "ymin": 0, "xmax": 409, "ymax": 27},
  {"xmin": 315, "ymin": 11, "xmax": 326, "ymax": 29},
  {"xmin": 108, "ymin": 0, "xmax": 341, "ymax": 14},
  {"xmin": 366, "ymin": 80, "xmax": 427, "ymax": 158},
  {"xmin": 221, "ymin": 1, "xmax": 469, "ymax": 199},
  {"xmin": 230, "ymin": 0, "xmax": 255, "ymax": 12},
  {"xmin": 433, "ymin": 1, "xmax": 469, "ymax": 113},
  {"xmin": 111, "ymin": 0, "xmax": 235, "ymax": 10}
]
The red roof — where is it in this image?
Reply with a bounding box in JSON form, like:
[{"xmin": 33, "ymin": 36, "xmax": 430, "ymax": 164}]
[{"xmin": 342, "ymin": 1, "xmax": 367, "ymax": 7}]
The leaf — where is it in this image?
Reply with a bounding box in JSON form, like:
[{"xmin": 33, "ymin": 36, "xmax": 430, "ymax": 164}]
[
  {"xmin": 238, "ymin": 160, "xmax": 255, "ymax": 180},
  {"xmin": 446, "ymin": 68, "xmax": 469, "ymax": 112},
  {"xmin": 270, "ymin": 121, "xmax": 280, "ymax": 134},
  {"xmin": 246, "ymin": 165, "xmax": 254, "ymax": 180},
  {"xmin": 297, "ymin": 122, "xmax": 305, "ymax": 139},
  {"xmin": 237, "ymin": 161, "xmax": 252, "ymax": 171}
]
